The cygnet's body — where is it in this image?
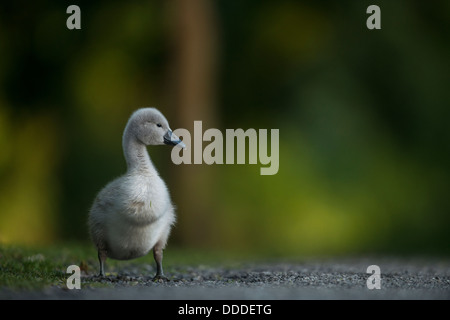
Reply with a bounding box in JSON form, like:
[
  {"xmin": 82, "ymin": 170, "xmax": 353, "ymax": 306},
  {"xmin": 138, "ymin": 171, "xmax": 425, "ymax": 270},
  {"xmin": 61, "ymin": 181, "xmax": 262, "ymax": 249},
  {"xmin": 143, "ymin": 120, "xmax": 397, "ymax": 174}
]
[{"xmin": 88, "ymin": 108, "xmax": 184, "ymax": 279}]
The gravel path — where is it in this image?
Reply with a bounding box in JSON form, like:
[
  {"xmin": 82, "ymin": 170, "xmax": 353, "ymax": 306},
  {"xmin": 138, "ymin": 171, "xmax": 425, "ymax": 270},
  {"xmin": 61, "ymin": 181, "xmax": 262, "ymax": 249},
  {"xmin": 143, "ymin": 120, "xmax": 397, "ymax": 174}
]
[{"xmin": 2, "ymin": 257, "xmax": 450, "ymax": 299}]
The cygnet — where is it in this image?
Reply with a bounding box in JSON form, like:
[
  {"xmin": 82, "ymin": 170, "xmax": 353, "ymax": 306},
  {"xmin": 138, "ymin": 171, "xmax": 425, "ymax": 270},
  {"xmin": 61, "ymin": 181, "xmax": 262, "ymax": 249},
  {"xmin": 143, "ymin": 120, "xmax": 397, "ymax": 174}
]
[{"xmin": 88, "ymin": 107, "xmax": 185, "ymax": 280}]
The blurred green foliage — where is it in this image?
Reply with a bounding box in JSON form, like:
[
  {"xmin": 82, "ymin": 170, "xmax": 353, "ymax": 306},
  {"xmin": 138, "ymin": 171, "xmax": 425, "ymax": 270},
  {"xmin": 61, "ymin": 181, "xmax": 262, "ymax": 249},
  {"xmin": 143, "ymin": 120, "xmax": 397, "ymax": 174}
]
[{"xmin": 0, "ymin": 0, "xmax": 449, "ymax": 257}]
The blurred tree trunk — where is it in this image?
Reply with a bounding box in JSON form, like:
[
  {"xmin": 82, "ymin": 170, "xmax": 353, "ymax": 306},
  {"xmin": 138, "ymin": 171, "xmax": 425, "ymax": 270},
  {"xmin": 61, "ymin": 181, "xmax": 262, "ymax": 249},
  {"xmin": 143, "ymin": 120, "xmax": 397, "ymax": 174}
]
[{"xmin": 165, "ymin": 0, "xmax": 219, "ymax": 248}]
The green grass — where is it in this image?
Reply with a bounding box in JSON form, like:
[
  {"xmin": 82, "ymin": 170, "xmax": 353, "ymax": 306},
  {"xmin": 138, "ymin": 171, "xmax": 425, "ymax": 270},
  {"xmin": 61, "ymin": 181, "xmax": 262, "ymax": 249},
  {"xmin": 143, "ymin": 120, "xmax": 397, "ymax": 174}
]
[
  {"xmin": 0, "ymin": 243, "xmax": 267, "ymax": 290},
  {"xmin": 0, "ymin": 243, "xmax": 94, "ymax": 290}
]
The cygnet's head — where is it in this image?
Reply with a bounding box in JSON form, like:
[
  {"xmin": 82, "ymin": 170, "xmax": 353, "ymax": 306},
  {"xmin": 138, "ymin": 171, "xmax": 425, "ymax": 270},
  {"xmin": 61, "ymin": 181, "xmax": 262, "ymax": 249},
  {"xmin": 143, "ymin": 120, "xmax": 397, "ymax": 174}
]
[{"xmin": 125, "ymin": 108, "xmax": 185, "ymax": 148}]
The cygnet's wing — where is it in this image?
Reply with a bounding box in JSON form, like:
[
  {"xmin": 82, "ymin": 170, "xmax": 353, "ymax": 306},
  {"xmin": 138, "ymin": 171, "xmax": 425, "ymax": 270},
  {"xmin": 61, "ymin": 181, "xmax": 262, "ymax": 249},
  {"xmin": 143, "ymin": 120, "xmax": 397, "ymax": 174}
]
[{"xmin": 88, "ymin": 177, "xmax": 125, "ymax": 247}]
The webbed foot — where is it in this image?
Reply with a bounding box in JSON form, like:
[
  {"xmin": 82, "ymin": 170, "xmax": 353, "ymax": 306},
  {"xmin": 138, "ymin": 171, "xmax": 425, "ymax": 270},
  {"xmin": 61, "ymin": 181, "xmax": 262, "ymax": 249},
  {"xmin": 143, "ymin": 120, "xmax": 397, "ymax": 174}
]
[{"xmin": 152, "ymin": 274, "xmax": 169, "ymax": 282}]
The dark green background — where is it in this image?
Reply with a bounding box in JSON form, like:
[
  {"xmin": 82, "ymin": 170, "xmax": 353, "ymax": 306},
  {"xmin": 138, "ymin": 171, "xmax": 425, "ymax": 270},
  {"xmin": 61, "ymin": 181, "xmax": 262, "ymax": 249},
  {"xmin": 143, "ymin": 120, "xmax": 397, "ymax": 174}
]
[{"xmin": 0, "ymin": 0, "xmax": 449, "ymax": 257}]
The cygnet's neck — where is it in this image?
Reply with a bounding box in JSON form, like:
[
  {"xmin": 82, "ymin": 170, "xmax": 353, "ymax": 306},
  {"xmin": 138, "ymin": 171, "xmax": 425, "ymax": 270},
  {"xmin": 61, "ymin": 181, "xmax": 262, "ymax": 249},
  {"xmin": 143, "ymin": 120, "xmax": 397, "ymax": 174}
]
[{"xmin": 122, "ymin": 129, "xmax": 156, "ymax": 175}]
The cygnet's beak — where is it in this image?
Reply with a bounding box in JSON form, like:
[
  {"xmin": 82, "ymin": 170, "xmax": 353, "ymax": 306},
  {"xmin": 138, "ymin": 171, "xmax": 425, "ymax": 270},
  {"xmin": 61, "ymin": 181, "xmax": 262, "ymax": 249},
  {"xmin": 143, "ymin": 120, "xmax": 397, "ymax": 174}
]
[{"xmin": 164, "ymin": 129, "xmax": 186, "ymax": 148}]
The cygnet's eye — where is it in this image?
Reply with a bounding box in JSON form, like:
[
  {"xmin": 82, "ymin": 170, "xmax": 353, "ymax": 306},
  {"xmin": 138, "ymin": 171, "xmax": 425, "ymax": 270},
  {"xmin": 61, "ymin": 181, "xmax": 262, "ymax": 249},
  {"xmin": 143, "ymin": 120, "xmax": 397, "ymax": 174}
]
[{"xmin": 156, "ymin": 123, "xmax": 162, "ymax": 128}]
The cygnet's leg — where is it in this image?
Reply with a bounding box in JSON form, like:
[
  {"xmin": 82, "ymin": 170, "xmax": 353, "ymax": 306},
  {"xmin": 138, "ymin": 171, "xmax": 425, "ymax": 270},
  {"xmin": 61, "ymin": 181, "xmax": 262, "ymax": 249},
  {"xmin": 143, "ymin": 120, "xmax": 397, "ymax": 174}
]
[
  {"xmin": 152, "ymin": 239, "xmax": 168, "ymax": 281},
  {"xmin": 98, "ymin": 249, "xmax": 107, "ymax": 277},
  {"xmin": 152, "ymin": 245, "xmax": 167, "ymax": 281}
]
